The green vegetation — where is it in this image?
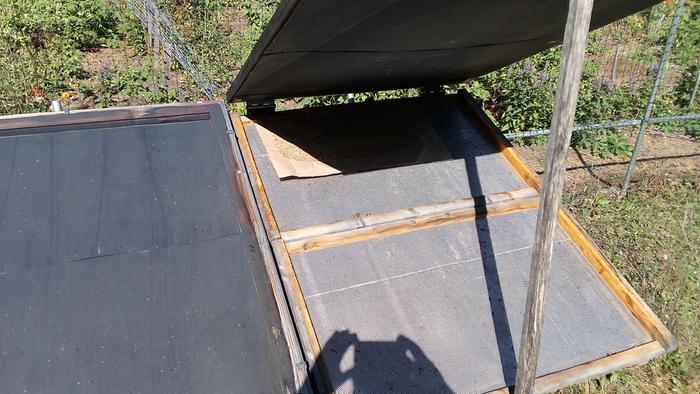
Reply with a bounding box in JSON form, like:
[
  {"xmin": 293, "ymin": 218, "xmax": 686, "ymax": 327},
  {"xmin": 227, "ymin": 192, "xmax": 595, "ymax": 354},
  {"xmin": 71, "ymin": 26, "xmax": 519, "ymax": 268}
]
[
  {"xmin": 1, "ymin": 0, "xmax": 107, "ymax": 113},
  {"xmin": 560, "ymin": 176, "xmax": 700, "ymax": 393},
  {"xmin": 0, "ymin": 0, "xmax": 191, "ymax": 114},
  {"xmin": 0, "ymin": 0, "xmax": 282, "ymax": 114},
  {"xmin": 575, "ymin": 128, "xmax": 634, "ymax": 158},
  {"xmin": 2, "ymin": 0, "xmax": 696, "ymax": 156}
]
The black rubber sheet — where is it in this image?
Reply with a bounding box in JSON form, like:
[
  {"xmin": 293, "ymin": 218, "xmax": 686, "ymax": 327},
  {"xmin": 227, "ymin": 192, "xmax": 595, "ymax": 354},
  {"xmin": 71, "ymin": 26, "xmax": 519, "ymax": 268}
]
[
  {"xmin": 227, "ymin": 0, "xmax": 657, "ymax": 102},
  {"xmin": 0, "ymin": 107, "xmax": 295, "ymax": 393}
]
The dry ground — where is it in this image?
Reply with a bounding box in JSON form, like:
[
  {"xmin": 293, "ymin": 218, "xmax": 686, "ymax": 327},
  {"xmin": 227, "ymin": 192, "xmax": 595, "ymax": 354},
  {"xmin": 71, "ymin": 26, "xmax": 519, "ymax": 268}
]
[{"xmin": 515, "ymin": 129, "xmax": 700, "ymax": 194}]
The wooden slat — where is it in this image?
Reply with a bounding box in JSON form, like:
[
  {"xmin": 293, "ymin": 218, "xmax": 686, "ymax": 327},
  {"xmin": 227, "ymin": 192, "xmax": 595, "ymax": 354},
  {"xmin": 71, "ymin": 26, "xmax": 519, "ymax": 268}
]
[
  {"xmin": 232, "ymin": 114, "xmax": 332, "ymax": 393},
  {"xmin": 459, "ymin": 89, "xmax": 677, "ymax": 354},
  {"xmin": 235, "ymin": 117, "xmax": 280, "ymax": 235},
  {"xmin": 484, "ymin": 341, "xmax": 665, "ymax": 394},
  {"xmin": 533, "ymin": 341, "xmax": 665, "ymax": 393},
  {"xmin": 283, "ymin": 188, "xmax": 540, "ymax": 254},
  {"xmin": 237, "ymin": 93, "xmax": 674, "ymax": 392}
]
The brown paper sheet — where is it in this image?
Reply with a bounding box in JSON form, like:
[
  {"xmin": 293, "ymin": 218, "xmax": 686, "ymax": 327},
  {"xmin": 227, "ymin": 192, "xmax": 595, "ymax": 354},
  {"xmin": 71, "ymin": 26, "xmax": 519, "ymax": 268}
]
[{"xmin": 253, "ymin": 112, "xmax": 452, "ymax": 179}]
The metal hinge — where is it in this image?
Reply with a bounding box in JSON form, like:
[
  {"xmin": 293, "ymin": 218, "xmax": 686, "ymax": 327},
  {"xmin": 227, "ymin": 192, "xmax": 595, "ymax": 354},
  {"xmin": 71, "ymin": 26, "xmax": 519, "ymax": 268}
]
[{"xmin": 246, "ymin": 100, "xmax": 275, "ymax": 114}]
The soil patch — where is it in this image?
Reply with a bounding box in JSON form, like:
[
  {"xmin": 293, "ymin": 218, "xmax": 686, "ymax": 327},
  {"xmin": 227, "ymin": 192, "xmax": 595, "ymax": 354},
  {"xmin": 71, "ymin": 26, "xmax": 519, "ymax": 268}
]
[
  {"xmin": 514, "ymin": 128, "xmax": 700, "ymax": 194},
  {"xmin": 83, "ymin": 47, "xmax": 145, "ymax": 73}
]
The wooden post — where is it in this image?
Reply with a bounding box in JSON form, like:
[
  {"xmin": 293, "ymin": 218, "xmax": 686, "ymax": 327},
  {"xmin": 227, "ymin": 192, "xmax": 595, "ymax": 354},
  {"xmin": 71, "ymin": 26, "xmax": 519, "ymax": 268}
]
[
  {"xmin": 513, "ymin": 0, "xmax": 594, "ymax": 393},
  {"xmin": 176, "ymin": 75, "xmax": 185, "ymax": 102},
  {"xmin": 152, "ymin": 25, "xmax": 161, "ymax": 96},
  {"xmin": 611, "ymin": 45, "xmax": 620, "ymax": 92},
  {"xmin": 146, "ymin": 16, "xmax": 153, "ymax": 50},
  {"xmin": 163, "ymin": 44, "xmax": 172, "ymax": 91},
  {"xmin": 690, "ymin": 68, "xmax": 700, "ymax": 108}
]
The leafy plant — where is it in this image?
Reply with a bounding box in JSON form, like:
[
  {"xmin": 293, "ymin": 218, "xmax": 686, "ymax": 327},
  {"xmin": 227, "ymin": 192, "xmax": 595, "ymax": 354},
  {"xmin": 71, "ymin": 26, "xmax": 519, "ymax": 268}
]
[
  {"xmin": 576, "ymin": 128, "xmax": 633, "ymax": 158},
  {"xmin": 661, "ymin": 120, "xmax": 700, "ymax": 139},
  {"xmin": 462, "ymin": 2, "xmax": 700, "ymax": 158},
  {"xmin": 0, "ymin": 0, "xmax": 119, "ymax": 50},
  {"xmin": 684, "ymin": 121, "xmax": 700, "ymax": 138},
  {"xmin": 670, "ymin": 65, "xmax": 700, "ymax": 110},
  {"xmin": 301, "ymin": 89, "xmax": 420, "ymax": 108},
  {"xmin": 466, "ymin": 47, "xmax": 560, "ymax": 133},
  {"xmin": 95, "ymin": 63, "xmax": 179, "ymax": 108},
  {"xmin": 0, "ymin": 0, "xmax": 127, "ymax": 114},
  {"xmin": 240, "ymin": 0, "xmax": 280, "ymax": 34}
]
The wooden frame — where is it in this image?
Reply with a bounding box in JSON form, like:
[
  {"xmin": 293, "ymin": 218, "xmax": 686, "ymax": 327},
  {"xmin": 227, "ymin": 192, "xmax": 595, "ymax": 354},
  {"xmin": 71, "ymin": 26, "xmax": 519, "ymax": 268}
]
[
  {"xmin": 459, "ymin": 90, "xmax": 677, "ymax": 392},
  {"xmin": 4, "ymin": 95, "xmax": 674, "ymax": 393},
  {"xmin": 281, "ymin": 188, "xmax": 539, "ymax": 254},
  {"xmin": 231, "ymin": 91, "xmax": 676, "ymax": 393},
  {"xmin": 232, "ymin": 115, "xmax": 332, "ymax": 394},
  {"xmin": 218, "ymin": 103, "xmax": 312, "ymax": 394}
]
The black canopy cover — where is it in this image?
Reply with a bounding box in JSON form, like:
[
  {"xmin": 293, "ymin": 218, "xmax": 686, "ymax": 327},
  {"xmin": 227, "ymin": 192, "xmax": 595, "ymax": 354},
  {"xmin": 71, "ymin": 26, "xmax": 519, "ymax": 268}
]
[{"xmin": 227, "ymin": 0, "xmax": 658, "ymax": 102}]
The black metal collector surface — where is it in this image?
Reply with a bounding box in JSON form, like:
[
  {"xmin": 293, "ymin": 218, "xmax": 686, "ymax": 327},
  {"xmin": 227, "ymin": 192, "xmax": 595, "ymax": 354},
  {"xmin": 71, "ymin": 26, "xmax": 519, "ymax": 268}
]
[{"xmin": 0, "ymin": 105, "xmax": 295, "ymax": 393}]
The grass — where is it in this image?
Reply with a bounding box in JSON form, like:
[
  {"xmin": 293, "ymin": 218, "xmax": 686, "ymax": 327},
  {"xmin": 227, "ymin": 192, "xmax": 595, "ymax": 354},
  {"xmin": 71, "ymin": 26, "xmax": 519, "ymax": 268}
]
[{"xmin": 558, "ymin": 176, "xmax": 700, "ymax": 393}]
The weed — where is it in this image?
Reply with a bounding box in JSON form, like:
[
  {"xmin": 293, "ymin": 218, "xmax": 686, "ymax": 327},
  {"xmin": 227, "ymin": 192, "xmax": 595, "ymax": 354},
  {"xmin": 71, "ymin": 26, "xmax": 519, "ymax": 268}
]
[
  {"xmin": 661, "ymin": 121, "xmax": 700, "ymax": 138},
  {"xmin": 575, "ymin": 128, "xmax": 634, "ymax": 158}
]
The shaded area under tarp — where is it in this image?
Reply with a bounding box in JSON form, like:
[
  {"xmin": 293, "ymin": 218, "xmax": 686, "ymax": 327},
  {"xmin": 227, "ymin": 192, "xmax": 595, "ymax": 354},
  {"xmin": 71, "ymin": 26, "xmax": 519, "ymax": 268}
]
[
  {"xmin": 243, "ymin": 96, "xmax": 527, "ymax": 230},
  {"xmin": 227, "ymin": 0, "xmax": 657, "ymax": 102},
  {"xmin": 0, "ymin": 114, "xmax": 294, "ymax": 393}
]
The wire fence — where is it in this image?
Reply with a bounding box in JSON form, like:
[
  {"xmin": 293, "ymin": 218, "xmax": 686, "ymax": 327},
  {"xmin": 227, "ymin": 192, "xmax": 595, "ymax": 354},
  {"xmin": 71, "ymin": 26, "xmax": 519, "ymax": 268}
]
[
  {"xmin": 128, "ymin": 0, "xmax": 218, "ymax": 100},
  {"xmin": 590, "ymin": 24, "xmax": 658, "ymax": 92},
  {"xmin": 504, "ymin": 0, "xmax": 699, "ymax": 142},
  {"xmin": 504, "ymin": 113, "xmax": 700, "ymax": 139},
  {"xmin": 494, "ymin": 0, "xmax": 698, "ymax": 193}
]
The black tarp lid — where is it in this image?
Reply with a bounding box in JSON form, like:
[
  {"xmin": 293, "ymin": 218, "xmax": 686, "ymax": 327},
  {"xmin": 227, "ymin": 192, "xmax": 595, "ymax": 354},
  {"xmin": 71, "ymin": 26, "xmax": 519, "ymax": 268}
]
[{"xmin": 227, "ymin": 0, "xmax": 657, "ymax": 102}]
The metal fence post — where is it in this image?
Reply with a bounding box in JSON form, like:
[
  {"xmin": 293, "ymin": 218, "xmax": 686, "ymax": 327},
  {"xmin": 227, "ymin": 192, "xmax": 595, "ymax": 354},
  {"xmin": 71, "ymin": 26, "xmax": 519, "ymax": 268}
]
[{"xmin": 621, "ymin": 0, "xmax": 684, "ymax": 195}]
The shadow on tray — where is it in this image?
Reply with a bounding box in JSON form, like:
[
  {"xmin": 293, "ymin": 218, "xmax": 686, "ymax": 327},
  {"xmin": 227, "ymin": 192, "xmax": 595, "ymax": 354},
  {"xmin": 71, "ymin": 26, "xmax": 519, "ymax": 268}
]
[
  {"xmin": 248, "ymin": 99, "xmax": 454, "ymax": 179},
  {"xmin": 301, "ymin": 330, "xmax": 456, "ymax": 394}
]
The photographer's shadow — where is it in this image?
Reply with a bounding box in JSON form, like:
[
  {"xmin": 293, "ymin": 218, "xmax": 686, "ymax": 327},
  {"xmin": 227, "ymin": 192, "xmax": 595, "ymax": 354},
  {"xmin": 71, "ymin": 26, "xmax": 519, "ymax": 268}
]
[{"xmin": 303, "ymin": 330, "xmax": 456, "ymax": 394}]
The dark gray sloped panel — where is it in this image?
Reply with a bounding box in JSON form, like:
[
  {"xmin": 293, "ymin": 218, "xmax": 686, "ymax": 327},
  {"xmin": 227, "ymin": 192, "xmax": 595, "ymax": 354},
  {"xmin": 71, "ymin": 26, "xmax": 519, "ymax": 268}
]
[
  {"xmin": 227, "ymin": 0, "xmax": 658, "ymax": 101},
  {"xmin": 0, "ymin": 117, "xmax": 294, "ymax": 393}
]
